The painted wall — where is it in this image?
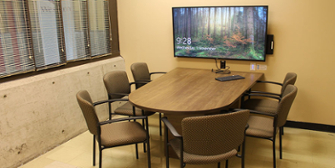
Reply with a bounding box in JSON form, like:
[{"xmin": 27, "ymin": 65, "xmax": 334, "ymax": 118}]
[
  {"xmin": 117, "ymin": 0, "xmax": 335, "ymax": 125},
  {"xmin": 0, "ymin": 57, "xmax": 125, "ymax": 168}
]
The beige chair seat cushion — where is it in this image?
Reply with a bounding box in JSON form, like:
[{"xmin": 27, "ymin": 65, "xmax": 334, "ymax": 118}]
[
  {"xmin": 246, "ymin": 115, "xmax": 277, "ymax": 138},
  {"xmin": 115, "ymin": 102, "xmax": 155, "ymax": 116},
  {"xmin": 169, "ymin": 138, "xmax": 237, "ymax": 164},
  {"xmin": 100, "ymin": 121, "xmax": 147, "ymax": 147},
  {"xmin": 243, "ymin": 99, "xmax": 278, "ymax": 114}
]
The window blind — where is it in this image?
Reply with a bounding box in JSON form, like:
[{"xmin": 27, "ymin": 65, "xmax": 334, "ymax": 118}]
[
  {"xmin": 0, "ymin": 0, "xmax": 35, "ymax": 77},
  {"xmin": 88, "ymin": 0, "xmax": 111, "ymax": 57},
  {"xmin": 62, "ymin": 0, "xmax": 90, "ymax": 61},
  {"xmin": 0, "ymin": 0, "xmax": 113, "ymax": 78},
  {"xmin": 28, "ymin": 0, "xmax": 66, "ymax": 69}
]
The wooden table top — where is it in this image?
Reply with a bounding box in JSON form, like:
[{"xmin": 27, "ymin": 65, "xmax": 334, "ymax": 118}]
[{"xmin": 129, "ymin": 68, "xmax": 263, "ymax": 114}]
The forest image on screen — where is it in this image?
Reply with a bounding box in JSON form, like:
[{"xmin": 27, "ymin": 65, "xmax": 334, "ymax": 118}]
[{"xmin": 173, "ymin": 6, "xmax": 268, "ymax": 60}]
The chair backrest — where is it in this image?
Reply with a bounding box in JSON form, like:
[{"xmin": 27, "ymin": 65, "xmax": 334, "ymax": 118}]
[
  {"xmin": 103, "ymin": 71, "xmax": 131, "ymax": 99},
  {"xmin": 131, "ymin": 62, "xmax": 150, "ymax": 88},
  {"xmin": 281, "ymin": 72, "xmax": 297, "ymax": 95},
  {"xmin": 76, "ymin": 90, "xmax": 100, "ymax": 136},
  {"xmin": 181, "ymin": 110, "xmax": 250, "ymax": 156},
  {"xmin": 277, "ymin": 84, "xmax": 298, "ymax": 127}
]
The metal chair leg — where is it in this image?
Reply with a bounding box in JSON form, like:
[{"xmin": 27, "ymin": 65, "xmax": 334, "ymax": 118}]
[
  {"xmin": 180, "ymin": 141, "xmax": 184, "ymax": 168},
  {"xmin": 108, "ymin": 102, "xmax": 112, "ymax": 120},
  {"xmin": 147, "ymin": 141, "xmax": 151, "ymax": 168},
  {"xmin": 225, "ymin": 160, "xmax": 228, "ymax": 168},
  {"xmin": 165, "ymin": 124, "xmax": 169, "ymax": 168},
  {"xmin": 135, "ymin": 143, "xmax": 139, "ymax": 159},
  {"xmin": 159, "ymin": 113, "xmax": 162, "ymax": 136},
  {"xmin": 146, "ymin": 118, "xmax": 151, "ymax": 168},
  {"xmin": 142, "ymin": 110, "xmax": 146, "ymax": 153},
  {"xmin": 280, "ymin": 128, "xmax": 283, "ymax": 159},
  {"xmin": 241, "ymin": 140, "xmax": 245, "ymax": 168},
  {"xmin": 93, "ymin": 135, "xmax": 96, "ymax": 166},
  {"xmin": 218, "ymin": 162, "xmax": 221, "ymax": 168},
  {"xmin": 273, "ymin": 137, "xmax": 277, "ymax": 168},
  {"xmin": 99, "ymin": 146, "xmax": 102, "ymax": 168},
  {"xmin": 142, "ymin": 119, "xmax": 146, "ymax": 153}
]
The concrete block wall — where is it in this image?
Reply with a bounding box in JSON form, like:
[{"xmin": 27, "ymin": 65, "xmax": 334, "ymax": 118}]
[{"xmin": 0, "ymin": 56, "xmax": 126, "ymax": 168}]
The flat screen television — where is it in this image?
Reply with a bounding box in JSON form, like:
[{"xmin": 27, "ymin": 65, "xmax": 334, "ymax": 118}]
[{"xmin": 172, "ymin": 6, "xmax": 268, "ymax": 61}]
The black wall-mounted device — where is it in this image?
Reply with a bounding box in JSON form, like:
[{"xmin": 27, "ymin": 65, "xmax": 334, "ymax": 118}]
[{"xmin": 266, "ymin": 34, "xmax": 274, "ymax": 54}]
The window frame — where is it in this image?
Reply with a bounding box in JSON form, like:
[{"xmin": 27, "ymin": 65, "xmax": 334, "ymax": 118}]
[{"xmin": 0, "ymin": 0, "xmax": 119, "ymax": 82}]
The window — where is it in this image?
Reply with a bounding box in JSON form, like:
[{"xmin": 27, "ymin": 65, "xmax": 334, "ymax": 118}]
[
  {"xmin": 0, "ymin": 0, "xmax": 116, "ymax": 78},
  {"xmin": 0, "ymin": 0, "xmax": 35, "ymax": 76},
  {"xmin": 62, "ymin": 0, "xmax": 89, "ymax": 61}
]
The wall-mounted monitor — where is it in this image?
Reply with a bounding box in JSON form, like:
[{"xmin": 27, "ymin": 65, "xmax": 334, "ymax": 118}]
[{"xmin": 172, "ymin": 6, "xmax": 268, "ymax": 61}]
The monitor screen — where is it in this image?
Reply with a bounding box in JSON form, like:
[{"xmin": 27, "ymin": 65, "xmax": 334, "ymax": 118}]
[{"xmin": 172, "ymin": 6, "xmax": 268, "ymax": 61}]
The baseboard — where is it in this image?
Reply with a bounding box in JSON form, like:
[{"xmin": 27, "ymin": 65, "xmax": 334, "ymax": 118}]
[{"xmin": 285, "ymin": 120, "xmax": 335, "ymax": 133}]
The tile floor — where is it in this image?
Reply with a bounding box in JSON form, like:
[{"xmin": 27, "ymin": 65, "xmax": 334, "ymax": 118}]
[{"xmin": 20, "ymin": 114, "xmax": 335, "ymax": 168}]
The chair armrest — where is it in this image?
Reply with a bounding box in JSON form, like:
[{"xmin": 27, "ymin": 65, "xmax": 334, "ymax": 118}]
[
  {"xmin": 231, "ymin": 108, "xmax": 277, "ymax": 117},
  {"xmin": 245, "ymin": 123, "xmax": 249, "ymax": 130},
  {"xmin": 93, "ymin": 98, "xmax": 129, "ymax": 106},
  {"xmin": 222, "ymin": 108, "xmax": 248, "ymax": 114},
  {"xmin": 129, "ymin": 82, "xmax": 136, "ymax": 87},
  {"xmin": 134, "ymin": 80, "xmax": 151, "ymax": 84},
  {"xmin": 249, "ymin": 109, "xmax": 277, "ymax": 117},
  {"xmin": 150, "ymin": 72, "xmax": 166, "ymax": 76},
  {"xmin": 132, "ymin": 80, "xmax": 151, "ymax": 89},
  {"xmin": 229, "ymin": 108, "xmax": 248, "ymax": 112},
  {"xmin": 100, "ymin": 116, "xmax": 147, "ymax": 125},
  {"xmin": 249, "ymin": 91, "xmax": 281, "ymax": 97},
  {"xmin": 149, "ymin": 72, "xmax": 166, "ymax": 78},
  {"xmin": 110, "ymin": 93, "xmax": 129, "ymax": 97},
  {"xmin": 161, "ymin": 117, "xmax": 181, "ymax": 138},
  {"xmin": 256, "ymin": 80, "xmax": 283, "ymax": 86},
  {"xmin": 249, "ymin": 81, "xmax": 283, "ymax": 97},
  {"xmin": 243, "ymin": 93, "xmax": 281, "ymax": 101}
]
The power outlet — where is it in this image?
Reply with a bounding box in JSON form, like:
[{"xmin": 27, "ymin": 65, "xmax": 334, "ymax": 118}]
[
  {"xmin": 257, "ymin": 64, "xmax": 267, "ymax": 70},
  {"xmin": 250, "ymin": 63, "xmax": 256, "ymax": 70}
]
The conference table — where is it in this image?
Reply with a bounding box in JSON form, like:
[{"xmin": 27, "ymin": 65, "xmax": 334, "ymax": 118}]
[{"xmin": 129, "ymin": 67, "xmax": 263, "ymax": 157}]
